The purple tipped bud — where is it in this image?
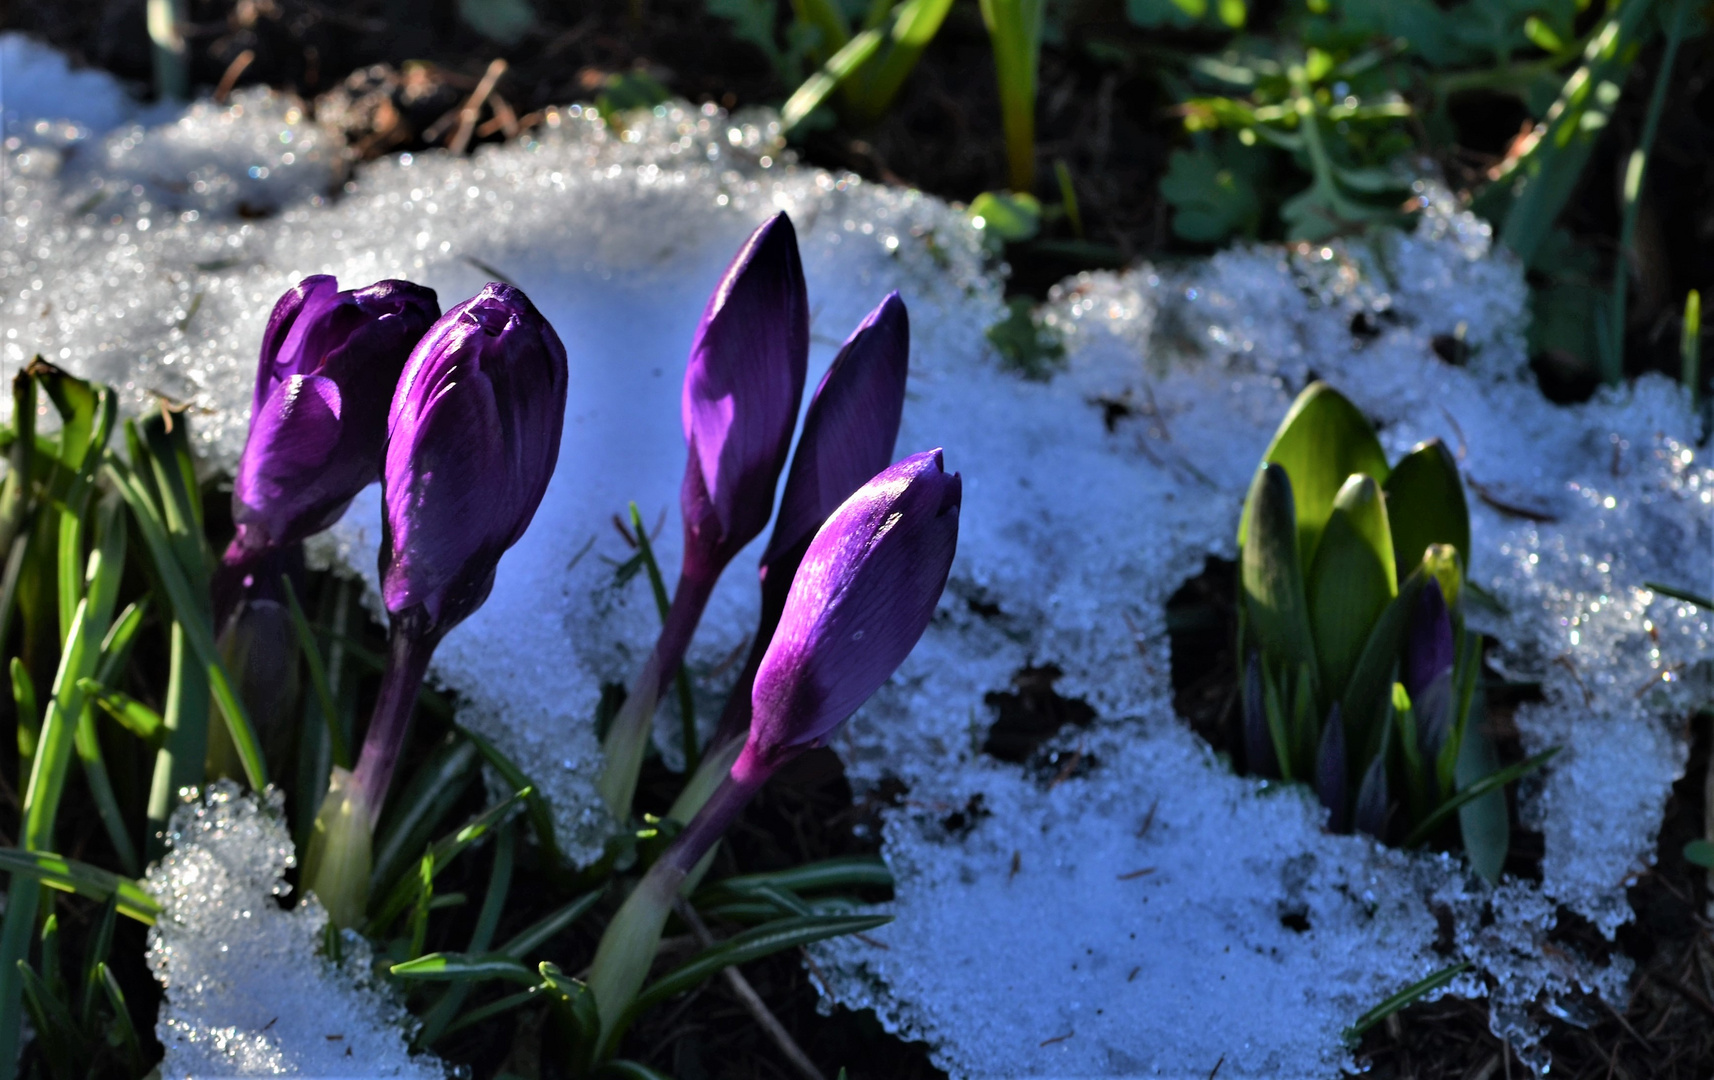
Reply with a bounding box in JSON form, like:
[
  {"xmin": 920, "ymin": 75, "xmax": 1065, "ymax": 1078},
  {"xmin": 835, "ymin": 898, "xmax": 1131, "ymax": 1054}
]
[
  {"xmin": 680, "ymin": 212, "xmax": 810, "ymax": 578},
  {"xmin": 736, "ymin": 449, "xmax": 960, "ymax": 783},
  {"xmin": 1406, "ymin": 578, "xmax": 1456, "ymax": 767},
  {"xmin": 1354, "ymin": 749, "xmax": 1389, "ymax": 840},
  {"xmin": 1315, "ymin": 704, "xmax": 1347, "ymax": 833},
  {"xmin": 1242, "ymin": 651, "xmax": 1277, "ymax": 779},
  {"xmin": 231, "ymin": 275, "xmax": 440, "ymax": 554},
  {"xmin": 381, "ymin": 282, "xmax": 568, "ymax": 637},
  {"xmin": 761, "ymin": 292, "xmax": 910, "ymax": 576},
  {"xmin": 709, "ymin": 293, "xmax": 912, "ymax": 752}
]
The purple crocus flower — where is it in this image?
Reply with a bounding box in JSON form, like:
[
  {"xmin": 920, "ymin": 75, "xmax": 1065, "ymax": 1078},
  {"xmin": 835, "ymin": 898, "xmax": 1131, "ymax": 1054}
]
[
  {"xmin": 587, "ymin": 448, "xmax": 960, "ymax": 1040},
  {"xmin": 307, "ymin": 282, "xmax": 567, "ymax": 928},
  {"xmin": 1405, "ymin": 578, "xmax": 1456, "ymax": 772},
  {"xmin": 597, "ymin": 212, "xmax": 809, "ymax": 818},
  {"xmin": 705, "ymin": 292, "xmax": 910, "ymax": 756},
  {"xmin": 229, "ymin": 275, "xmax": 440, "ymax": 561},
  {"xmin": 379, "ymin": 282, "xmax": 569, "ymax": 637},
  {"xmin": 737, "ymin": 448, "xmax": 960, "ymax": 783},
  {"xmin": 680, "ymin": 211, "xmax": 811, "ymax": 580}
]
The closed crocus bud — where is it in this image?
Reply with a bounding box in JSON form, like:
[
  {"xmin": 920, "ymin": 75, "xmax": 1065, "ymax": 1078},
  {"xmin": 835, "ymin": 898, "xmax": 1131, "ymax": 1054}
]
[
  {"xmin": 380, "ymin": 282, "xmax": 569, "ymax": 638},
  {"xmin": 738, "ymin": 448, "xmax": 960, "ymax": 783},
  {"xmin": 230, "ymin": 275, "xmax": 440, "ymax": 559},
  {"xmin": 1405, "ymin": 578, "xmax": 1456, "ymax": 769},
  {"xmin": 700, "ymin": 292, "xmax": 910, "ymax": 763},
  {"xmin": 587, "ymin": 450, "xmax": 960, "ymax": 1044},
  {"xmin": 680, "ymin": 211, "xmax": 810, "ymax": 579},
  {"xmin": 597, "ymin": 212, "xmax": 809, "ymax": 819},
  {"xmin": 309, "ymin": 283, "xmax": 568, "ymax": 928}
]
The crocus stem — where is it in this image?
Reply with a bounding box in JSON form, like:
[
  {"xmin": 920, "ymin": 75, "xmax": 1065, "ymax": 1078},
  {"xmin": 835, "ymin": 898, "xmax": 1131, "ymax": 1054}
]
[
  {"xmin": 596, "ymin": 563, "xmax": 720, "ymax": 819},
  {"xmin": 350, "ymin": 625, "xmax": 437, "ymax": 827},
  {"xmin": 587, "ymin": 767, "xmax": 764, "ymax": 1055}
]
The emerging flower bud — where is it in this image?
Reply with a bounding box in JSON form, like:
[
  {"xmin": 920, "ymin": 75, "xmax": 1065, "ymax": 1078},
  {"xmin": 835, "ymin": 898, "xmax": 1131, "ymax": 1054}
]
[
  {"xmin": 381, "ymin": 282, "xmax": 569, "ymax": 638},
  {"xmin": 597, "ymin": 213, "xmax": 809, "ymax": 819},
  {"xmin": 737, "ymin": 448, "xmax": 961, "ymax": 783},
  {"xmin": 311, "ymin": 283, "xmax": 567, "ymax": 927},
  {"xmin": 1405, "ymin": 577, "xmax": 1456, "ymax": 773},
  {"xmin": 588, "ymin": 449, "xmax": 959, "ymax": 1044},
  {"xmin": 706, "ymin": 292, "xmax": 911, "ymax": 755},
  {"xmin": 679, "ymin": 211, "xmax": 810, "ymax": 579},
  {"xmin": 301, "ymin": 766, "xmax": 375, "ymax": 931},
  {"xmin": 231, "ymin": 276, "xmax": 440, "ymax": 557}
]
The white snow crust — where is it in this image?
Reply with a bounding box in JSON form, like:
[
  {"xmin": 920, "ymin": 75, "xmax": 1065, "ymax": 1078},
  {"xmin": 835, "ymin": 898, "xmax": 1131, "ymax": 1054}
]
[
  {"xmin": 145, "ymin": 782, "xmax": 442, "ymax": 1078},
  {"xmin": 6, "ymin": 32, "xmax": 1712, "ymax": 1078}
]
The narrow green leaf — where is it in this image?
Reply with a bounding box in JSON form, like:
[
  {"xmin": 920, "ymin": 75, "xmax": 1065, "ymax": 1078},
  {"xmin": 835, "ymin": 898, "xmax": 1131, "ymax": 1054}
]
[
  {"xmin": 501, "ymin": 889, "xmax": 605, "ymax": 959},
  {"xmin": 390, "ymin": 952, "xmax": 539, "ymax": 986},
  {"xmin": 16, "ymin": 961, "xmax": 79, "ymax": 1078},
  {"xmin": 539, "ymin": 961, "xmax": 601, "ymax": 1075},
  {"xmin": 1683, "ymin": 839, "xmax": 1714, "ymax": 868},
  {"xmin": 1682, "ymin": 289, "xmax": 1702, "ymax": 407},
  {"xmin": 781, "ymin": 27, "xmax": 886, "ymax": 132},
  {"xmin": 368, "ymin": 787, "xmax": 530, "ymax": 933},
  {"xmin": 281, "ymin": 575, "xmax": 350, "ymax": 769},
  {"xmin": 625, "ymin": 914, "xmax": 891, "ymax": 1020},
  {"xmin": 628, "ymin": 501, "xmax": 700, "ymax": 776},
  {"xmin": 408, "ymin": 854, "xmax": 435, "ymax": 961},
  {"xmin": 698, "ymin": 855, "xmax": 893, "ymax": 901},
  {"xmin": 1646, "ymin": 581, "xmax": 1714, "ymax": 609},
  {"xmin": 92, "ymin": 600, "xmax": 149, "ymax": 688},
  {"xmin": 1383, "ymin": 440, "xmax": 1470, "ymax": 583},
  {"xmin": 1308, "ymin": 474, "xmax": 1397, "ymax": 702},
  {"xmin": 97, "ymin": 962, "xmax": 146, "ymax": 1077},
  {"xmin": 457, "ymin": 724, "xmax": 560, "ymax": 866},
  {"xmin": 1261, "ymin": 659, "xmax": 1294, "ymax": 782},
  {"xmin": 370, "ymin": 739, "xmax": 480, "ymax": 900},
  {"xmin": 417, "ymin": 824, "xmax": 516, "ymax": 1045},
  {"xmin": 1344, "ymin": 962, "xmax": 1471, "ymax": 1042},
  {"xmin": 1239, "ymin": 382, "xmax": 1389, "ymax": 568},
  {"xmin": 1240, "ymin": 464, "xmax": 1319, "ymax": 687},
  {"xmin": 78, "ymin": 679, "xmax": 164, "ymax": 744},
  {"xmin": 79, "ymin": 896, "xmax": 118, "ymax": 1026},
  {"xmin": 1454, "ymin": 712, "xmax": 1510, "ymax": 882},
  {"xmin": 0, "ymin": 849, "xmax": 158, "ymax": 924},
  {"xmin": 969, "ymin": 190, "xmax": 1043, "ymax": 242},
  {"xmin": 1404, "ymin": 749, "xmax": 1559, "ymax": 848},
  {"xmin": 10, "ymin": 659, "xmax": 36, "ymax": 761},
  {"xmin": 849, "ymin": 0, "xmax": 954, "ymax": 121}
]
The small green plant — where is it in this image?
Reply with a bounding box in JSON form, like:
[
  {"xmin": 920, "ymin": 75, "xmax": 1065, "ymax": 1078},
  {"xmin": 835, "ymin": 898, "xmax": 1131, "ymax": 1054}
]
[
  {"xmin": 1236, "ymin": 382, "xmax": 1551, "ymax": 878},
  {"xmin": 979, "ymin": 0, "xmax": 1047, "ymax": 192}
]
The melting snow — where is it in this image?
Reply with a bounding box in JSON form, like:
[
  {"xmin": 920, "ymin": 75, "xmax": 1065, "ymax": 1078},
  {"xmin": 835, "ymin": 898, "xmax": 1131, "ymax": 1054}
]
[
  {"xmin": 6, "ymin": 32, "xmax": 1712, "ymax": 1078},
  {"xmin": 145, "ymin": 782, "xmax": 441, "ymax": 1078}
]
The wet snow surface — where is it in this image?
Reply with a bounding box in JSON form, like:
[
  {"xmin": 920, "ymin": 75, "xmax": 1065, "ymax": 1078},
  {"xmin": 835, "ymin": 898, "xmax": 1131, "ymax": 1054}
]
[
  {"xmin": 145, "ymin": 783, "xmax": 440, "ymax": 1077},
  {"xmin": 6, "ymin": 33, "xmax": 1712, "ymax": 1078}
]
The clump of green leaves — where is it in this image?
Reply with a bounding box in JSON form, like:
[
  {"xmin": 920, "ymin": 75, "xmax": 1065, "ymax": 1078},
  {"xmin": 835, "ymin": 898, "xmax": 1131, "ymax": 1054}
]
[
  {"xmin": 1236, "ymin": 382, "xmax": 1551, "ymax": 878},
  {"xmin": 986, "ymin": 297, "xmax": 1066, "ymax": 380}
]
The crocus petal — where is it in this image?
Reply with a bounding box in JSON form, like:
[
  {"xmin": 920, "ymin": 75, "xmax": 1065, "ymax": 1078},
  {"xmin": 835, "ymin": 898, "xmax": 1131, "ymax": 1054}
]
[
  {"xmin": 1405, "ymin": 577, "xmax": 1454, "ymax": 699},
  {"xmin": 254, "ymin": 275, "xmax": 337, "ymax": 416},
  {"xmin": 679, "ymin": 212, "xmax": 809, "ymax": 571},
  {"xmin": 743, "ymin": 449, "xmax": 960, "ymax": 778},
  {"xmin": 232, "ymin": 374, "xmax": 348, "ymax": 549},
  {"xmin": 382, "ymin": 282, "xmax": 567, "ymax": 636},
  {"xmin": 383, "ymin": 365, "xmax": 507, "ymax": 625},
  {"xmin": 762, "ymin": 292, "xmax": 910, "ymax": 573},
  {"xmin": 235, "ymin": 275, "xmax": 439, "ymax": 556},
  {"xmin": 1315, "ymin": 703, "xmax": 1347, "ymax": 833}
]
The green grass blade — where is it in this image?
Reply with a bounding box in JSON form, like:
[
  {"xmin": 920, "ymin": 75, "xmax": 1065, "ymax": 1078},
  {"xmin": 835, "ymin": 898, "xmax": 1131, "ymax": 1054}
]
[
  {"xmin": 78, "ymin": 679, "xmax": 164, "ymax": 744},
  {"xmin": 697, "ymin": 856, "xmax": 892, "ymax": 902},
  {"xmin": 851, "ymin": 0, "xmax": 954, "ymax": 120},
  {"xmin": 1344, "ymin": 961, "xmax": 1471, "ymax": 1042},
  {"xmin": 16, "ymin": 960, "xmax": 79, "ymax": 1078},
  {"xmin": 10, "ymin": 659, "xmax": 37, "ymax": 763},
  {"xmin": 368, "ymin": 787, "xmax": 530, "ymax": 933},
  {"xmin": 1403, "ymin": 749, "xmax": 1560, "ymax": 849},
  {"xmin": 370, "ymin": 739, "xmax": 480, "ymax": 901},
  {"xmin": 72, "ymin": 705, "xmax": 140, "ymax": 876},
  {"xmin": 92, "ymin": 600, "xmax": 148, "ymax": 688},
  {"xmin": 79, "ymin": 896, "xmax": 118, "ymax": 1026},
  {"xmin": 628, "ymin": 502, "xmax": 700, "ymax": 775},
  {"xmin": 1646, "ymin": 581, "xmax": 1713, "ymax": 608},
  {"xmin": 625, "ymin": 913, "xmax": 891, "ymax": 1020},
  {"xmin": 782, "ymin": 27, "xmax": 886, "ymax": 132},
  {"xmin": 389, "ymin": 952, "xmax": 539, "ymax": 986},
  {"xmin": 457, "ymin": 723, "xmax": 561, "ymax": 865},
  {"xmin": 500, "ymin": 889, "xmax": 605, "ymax": 959},
  {"xmin": 417, "ymin": 824, "xmax": 516, "ymax": 1045},
  {"xmin": 97, "ymin": 961, "xmax": 146, "ymax": 1076},
  {"xmin": 0, "ymin": 849, "xmax": 158, "ymax": 924},
  {"xmin": 408, "ymin": 854, "xmax": 435, "ymax": 961},
  {"xmin": 280, "ymin": 575, "xmax": 350, "ymax": 769}
]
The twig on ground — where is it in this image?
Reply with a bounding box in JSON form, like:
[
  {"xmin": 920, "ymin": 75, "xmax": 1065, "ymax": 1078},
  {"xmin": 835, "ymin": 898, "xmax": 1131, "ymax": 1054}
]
[
  {"xmin": 449, "ymin": 59, "xmax": 508, "ymax": 155},
  {"xmin": 674, "ymin": 898, "xmax": 829, "ymax": 1080}
]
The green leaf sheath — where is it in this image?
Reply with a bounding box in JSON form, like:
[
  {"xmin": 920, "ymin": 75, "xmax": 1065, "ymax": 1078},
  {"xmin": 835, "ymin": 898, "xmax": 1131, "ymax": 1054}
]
[{"xmin": 1382, "ymin": 440, "xmax": 1470, "ymax": 583}]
